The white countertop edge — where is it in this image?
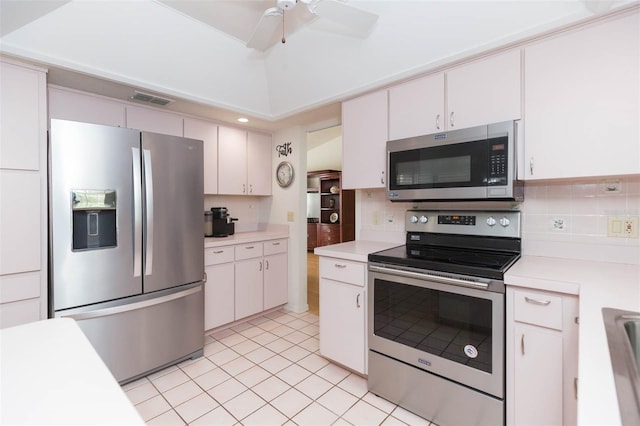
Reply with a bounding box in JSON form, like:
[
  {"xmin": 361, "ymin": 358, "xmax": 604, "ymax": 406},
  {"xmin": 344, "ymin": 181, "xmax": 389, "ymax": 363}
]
[
  {"xmin": 314, "ymin": 240, "xmax": 402, "ymax": 263},
  {"xmin": 205, "ymin": 230, "xmax": 289, "ymax": 248}
]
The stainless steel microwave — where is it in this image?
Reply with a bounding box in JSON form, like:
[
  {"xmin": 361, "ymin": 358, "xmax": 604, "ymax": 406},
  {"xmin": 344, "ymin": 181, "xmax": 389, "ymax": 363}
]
[{"xmin": 387, "ymin": 121, "xmax": 523, "ymax": 202}]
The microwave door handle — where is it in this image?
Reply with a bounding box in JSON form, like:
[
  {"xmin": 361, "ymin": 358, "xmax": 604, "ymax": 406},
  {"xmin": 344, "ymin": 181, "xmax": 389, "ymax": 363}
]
[
  {"xmin": 132, "ymin": 147, "xmax": 142, "ymax": 277},
  {"xmin": 143, "ymin": 149, "xmax": 154, "ymax": 276}
]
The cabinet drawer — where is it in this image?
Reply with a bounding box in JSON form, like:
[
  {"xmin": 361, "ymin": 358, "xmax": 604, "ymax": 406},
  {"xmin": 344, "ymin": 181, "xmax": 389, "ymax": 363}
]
[
  {"xmin": 513, "ymin": 289, "xmax": 563, "ymax": 331},
  {"xmin": 264, "ymin": 239, "xmax": 287, "ymax": 256},
  {"xmin": 319, "ymin": 257, "xmax": 365, "ymax": 287},
  {"xmin": 318, "ymin": 224, "xmax": 340, "ymax": 247},
  {"xmin": 235, "ymin": 243, "xmax": 264, "ymax": 261},
  {"xmin": 0, "ymin": 271, "xmax": 40, "ymax": 303},
  {"xmin": 205, "ymin": 246, "xmax": 234, "ymax": 266}
]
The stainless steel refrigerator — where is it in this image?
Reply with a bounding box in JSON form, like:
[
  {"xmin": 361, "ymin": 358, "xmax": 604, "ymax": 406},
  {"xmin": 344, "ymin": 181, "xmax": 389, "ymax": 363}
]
[{"xmin": 49, "ymin": 119, "xmax": 205, "ymax": 384}]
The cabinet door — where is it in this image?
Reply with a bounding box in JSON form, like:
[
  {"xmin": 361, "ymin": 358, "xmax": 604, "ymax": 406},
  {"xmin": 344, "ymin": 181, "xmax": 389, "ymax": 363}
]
[
  {"xmin": 218, "ymin": 126, "xmax": 248, "ymax": 195},
  {"xmin": 319, "ymin": 278, "xmax": 365, "ymax": 374},
  {"xmin": 184, "ymin": 118, "xmax": 218, "ymax": 195},
  {"xmin": 204, "ymin": 263, "xmax": 234, "ymax": 330},
  {"xmin": 447, "ymin": 49, "xmax": 521, "ymax": 130},
  {"xmin": 389, "ymin": 73, "xmax": 445, "ymax": 139},
  {"xmin": 126, "ymin": 105, "xmax": 183, "ymax": 137},
  {"xmin": 48, "ymin": 87, "xmax": 126, "ymax": 128},
  {"xmin": 524, "ymin": 12, "xmax": 639, "ymax": 179},
  {"xmin": 342, "ymin": 90, "xmax": 388, "ymax": 189},
  {"xmin": 235, "ymin": 258, "xmax": 263, "ymax": 319},
  {"xmin": 0, "ymin": 171, "xmax": 41, "ymax": 275},
  {"xmin": 1, "ymin": 61, "xmax": 46, "ymax": 171},
  {"xmin": 513, "ymin": 323, "xmax": 564, "ymax": 426},
  {"xmin": 247, "ymin": 132, "xmax": 272, "ymax": 195},
  {"xmin": 264, "ymin": 252, "xmax": 288, "ymax": 310}
]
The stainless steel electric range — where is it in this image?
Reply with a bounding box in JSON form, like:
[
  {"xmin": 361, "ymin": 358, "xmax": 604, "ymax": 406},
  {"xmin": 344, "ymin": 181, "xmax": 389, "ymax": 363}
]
[{"xmin": 367, "ymin": 210, "xmax": 521, "ymax": 426}]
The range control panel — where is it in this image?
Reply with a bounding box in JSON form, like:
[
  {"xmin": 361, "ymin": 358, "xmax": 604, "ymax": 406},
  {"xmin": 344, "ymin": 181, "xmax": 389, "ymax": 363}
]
[{"xmin": 406, "ymin": 210, "xmax": 521, "ymax": 238}]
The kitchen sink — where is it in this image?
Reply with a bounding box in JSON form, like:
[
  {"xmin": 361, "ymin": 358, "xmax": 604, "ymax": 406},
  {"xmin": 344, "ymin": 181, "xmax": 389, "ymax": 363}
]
[{"xmin": 602, "ymin": 308, "xmax": 640, "ymax": 425}]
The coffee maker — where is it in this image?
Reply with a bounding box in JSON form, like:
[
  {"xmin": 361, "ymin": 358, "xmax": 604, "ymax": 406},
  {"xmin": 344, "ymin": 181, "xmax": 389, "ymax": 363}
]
[{"xmin": 206, "ymin": 207, "xmax": 237, "ymax": 237}]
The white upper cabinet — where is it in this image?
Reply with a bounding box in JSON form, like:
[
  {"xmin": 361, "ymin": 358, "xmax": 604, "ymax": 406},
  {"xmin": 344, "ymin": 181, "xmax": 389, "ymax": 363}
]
[
  {"xmin": 218, "ymin": 126, "xmax": 248, "ymax": 195},
  {"xmin": 447, "ymin": 49, "xmax": 521, "ymax": 131},
  {"xmin": 524, "ymin": 10, "xmax": 639, "ymax": 180},
  {"xmin": 184, "ymin": 118, "xmax": 218, "ymax": 195},
  {"xmin": 342, "ymin": 90, "xmax": 388, "ymax": 189},
  {"xmin": 387, "ymin": 50, "xmax": 521, "ymax": 141},
  {"xmin": 218, "ymin": 127, "xmax": 272, "ymax": 196},
  {"xmin": 49, "ymin": 87, "xmax": 126, "ymax": 128},
  {"xmin": 247, "ymin": 132, "xmax": 272, "ymax": 196},
  {"xmin": 126, "ymin": 105, "xmax": 183, "ymax": 137},
  {"xmin": 389, "ymin": 73, "xmax": 445, "ymax": 140},
  {"xmin": 1, "ymin": 61, "xmax": 46, "ymax": 171}
]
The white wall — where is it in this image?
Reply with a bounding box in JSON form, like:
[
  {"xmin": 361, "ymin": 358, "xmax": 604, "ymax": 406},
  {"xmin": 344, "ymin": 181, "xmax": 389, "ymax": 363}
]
[
  {"xmin": 356, "ymin": 176, "xmax": 640, "ymax": 264},
  {"xmin": 307, "ymin": 125, "xmax": 342, "ymax": 172},
  {"xmin": 269, "ymin": 126, "xmax": 309, "ymax": 313}
]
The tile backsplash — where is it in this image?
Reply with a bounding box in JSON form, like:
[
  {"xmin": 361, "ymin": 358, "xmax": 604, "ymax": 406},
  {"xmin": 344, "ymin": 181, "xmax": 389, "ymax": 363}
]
[{"xmin": 357, "ymin": 176, "xmax": 640, "ymax": 264}]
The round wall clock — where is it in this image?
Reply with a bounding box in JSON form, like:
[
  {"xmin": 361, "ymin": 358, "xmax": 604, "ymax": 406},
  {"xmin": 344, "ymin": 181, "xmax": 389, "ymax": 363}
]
[{"xmin": 276, "ymin": 161, "xmax": 294, "ymax": 187}]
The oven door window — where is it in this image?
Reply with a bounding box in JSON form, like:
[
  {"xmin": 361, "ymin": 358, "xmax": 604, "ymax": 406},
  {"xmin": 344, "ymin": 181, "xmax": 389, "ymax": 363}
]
[
  {"xmin": 388, "ymin": 139, "xmax": 489, "ymax": 190},
  {"xmin": 373, "ymin": 278, "xmax": 493, "ymax": 373}
]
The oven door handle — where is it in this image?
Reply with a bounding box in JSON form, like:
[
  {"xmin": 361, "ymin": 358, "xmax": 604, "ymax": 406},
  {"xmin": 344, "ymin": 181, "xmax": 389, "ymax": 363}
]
[{"xmin": 368, "ymin": 265, "xmax": 489, "ymax": 289}]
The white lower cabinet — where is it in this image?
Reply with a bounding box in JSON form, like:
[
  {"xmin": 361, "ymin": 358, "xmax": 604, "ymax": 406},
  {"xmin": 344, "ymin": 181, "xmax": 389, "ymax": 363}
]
[
  {"xmin": 506, "ymin": 287, "xmax": 579, "ymax": 426},
  {"xmin": 318, "ymin": 257, "xmax": 366, "ymax": 375},
  {"xmin": 204, "ymin": 247, "xmax": 235, "ymax": 330},
  {"xmin": 204, "ymin": 238, "xmax": 288, "ymax": 331}
]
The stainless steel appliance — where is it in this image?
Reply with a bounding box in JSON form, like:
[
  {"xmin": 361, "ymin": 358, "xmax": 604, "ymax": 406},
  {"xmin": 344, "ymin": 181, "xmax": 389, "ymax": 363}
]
[
  {"xmin": 368, "ymin": 210, "xmax": 521, "ymax": 425},
  {"xmin": 49, "ymin": 119, "xmax": 205, "ymax": 384},
  {"xmin": 387, "ymin": 121, "xmax": 523, "ymax": 202}
]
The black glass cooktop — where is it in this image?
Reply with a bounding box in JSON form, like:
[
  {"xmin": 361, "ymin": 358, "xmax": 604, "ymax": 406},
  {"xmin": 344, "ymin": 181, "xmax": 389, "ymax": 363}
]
[{"xmin": 369, "ymin": 244, "xmax": 520, "ymax": 280}]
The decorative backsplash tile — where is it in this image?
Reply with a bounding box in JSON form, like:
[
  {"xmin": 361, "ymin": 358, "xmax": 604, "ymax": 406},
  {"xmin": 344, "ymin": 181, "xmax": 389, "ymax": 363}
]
[{"xmin": 356, "ymin": 176, "xmax": 640, "ymax": 264}]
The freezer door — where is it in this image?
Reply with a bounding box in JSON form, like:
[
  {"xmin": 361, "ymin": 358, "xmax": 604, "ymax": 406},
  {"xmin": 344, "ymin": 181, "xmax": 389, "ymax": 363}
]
[
  {"xmin": 141, "ymin": 132, "xmax": 204, "ymax": 293},
  {"xmin": 50, "ymin": 120, "xmax": 143, "ymax": 310},
  {"xmin": 57, "ymin": 282, "xmax": 204, "ymax": 383}
]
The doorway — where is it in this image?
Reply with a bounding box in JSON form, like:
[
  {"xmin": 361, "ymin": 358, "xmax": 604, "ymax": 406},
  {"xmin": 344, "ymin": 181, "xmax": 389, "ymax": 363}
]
[{"xmin": 306, "ymin": 125, "xmax": 342, "ymax": 315}]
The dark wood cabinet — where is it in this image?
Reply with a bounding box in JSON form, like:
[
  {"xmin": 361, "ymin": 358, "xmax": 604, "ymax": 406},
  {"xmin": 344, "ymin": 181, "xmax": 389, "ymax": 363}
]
[
  {"xmin": 307, "ymin": 223, "xmax": 318, "ymax": 251},
  {"xmin": 307, "ymin": 170, "xmax": 355, "ymax": 249}
]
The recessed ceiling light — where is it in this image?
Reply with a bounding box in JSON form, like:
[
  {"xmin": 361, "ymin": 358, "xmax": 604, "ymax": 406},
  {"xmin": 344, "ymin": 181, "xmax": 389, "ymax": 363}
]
[{"xmin": 237, "ymin": 117, "xmax": 249, "ymax": 123}]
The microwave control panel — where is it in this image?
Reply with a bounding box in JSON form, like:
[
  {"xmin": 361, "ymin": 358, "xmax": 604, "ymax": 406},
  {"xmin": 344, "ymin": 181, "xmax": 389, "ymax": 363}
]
[{"xmin": 488, "ymin": 140, "xmax": 508, "ymax": 185}]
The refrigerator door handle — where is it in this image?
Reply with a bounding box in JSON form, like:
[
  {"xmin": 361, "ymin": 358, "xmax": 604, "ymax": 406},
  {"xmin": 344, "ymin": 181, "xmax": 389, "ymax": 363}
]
[
  {"xmin": 132, "ymin": 147, "xmax": 142, "ymax": 277},
  {"xmin": 62, "ymin": 284, "xmax": 203, "ymax": 321},
  {"xmin": 143, "ymin": 149, "xmax": 154, "ymax": 276}
]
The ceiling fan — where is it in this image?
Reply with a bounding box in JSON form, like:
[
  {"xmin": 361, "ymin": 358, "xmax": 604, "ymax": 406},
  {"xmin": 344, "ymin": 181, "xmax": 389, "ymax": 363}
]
[{"xmin": 247, "ymin": 0, "xmax": 379, "ymax": 51}]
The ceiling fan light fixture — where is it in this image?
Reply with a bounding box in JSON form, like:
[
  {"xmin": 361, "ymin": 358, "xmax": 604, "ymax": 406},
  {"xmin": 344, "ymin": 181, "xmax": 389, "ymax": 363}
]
[{"xmin": 277, "ymin": 0, "xmax": 297, "ymax": 10}]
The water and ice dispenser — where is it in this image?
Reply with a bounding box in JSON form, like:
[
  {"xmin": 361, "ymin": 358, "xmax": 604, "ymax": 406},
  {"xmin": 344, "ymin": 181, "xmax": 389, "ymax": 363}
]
[{"xmin": 71, "ymin": 190, "xmax": 117, "ymax": 250}]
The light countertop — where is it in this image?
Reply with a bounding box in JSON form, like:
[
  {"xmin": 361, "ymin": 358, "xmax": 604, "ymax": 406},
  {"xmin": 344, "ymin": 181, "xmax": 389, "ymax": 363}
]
[
  {"xmin": 205, "ymin": 229, "xmax": 289, "ymax": 248},
  {"xmin": 1, "ymin": 318, "xmax": 144, "ymax": 425},
  {"xmin": 314, "ymin": 240, "xmax": 402, "ymax": 262},
  {"xmin": 505, "ymin": 255, "xmax": 640, "ymax": 426}
]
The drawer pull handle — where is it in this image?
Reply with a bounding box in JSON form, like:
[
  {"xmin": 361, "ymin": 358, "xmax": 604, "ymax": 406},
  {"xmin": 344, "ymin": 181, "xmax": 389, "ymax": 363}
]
[
  {"xmin": 266, "ymin": 260, "xmax": 270, "ymax": 270},
  {"xmin": 245, "ymin": 246, "xmax": 255, "ymax": 250},
  {"xmin": 334, "ymin": 264, "xmax": 347, "ymax": 269},
  {"xmin": 272, "ymin": 242, "xmax": 280, "ymax": 246},
  {"xmin": 213, "ymin": 250, "xmax": 224, "ymax": 254},
  {"xmin": 259, "ymin": 261, "xmax": 263, "ymax": 271},
  {"xmin": 356, "ymin": 293, "xmax": 361, "ymax": 308},
  {"xmin": 525, "ymin": 296, "xmax": 551, "ymax": 306},
  {"xmin": 521, "ymin": 334, "xmax": 525, "ymax": 356}
]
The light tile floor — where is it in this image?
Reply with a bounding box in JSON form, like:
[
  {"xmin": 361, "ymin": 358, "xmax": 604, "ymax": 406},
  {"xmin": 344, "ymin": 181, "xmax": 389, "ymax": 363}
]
[{"xmin": 122, "ymin": 309, "xmax": 434, "ymax": 425}]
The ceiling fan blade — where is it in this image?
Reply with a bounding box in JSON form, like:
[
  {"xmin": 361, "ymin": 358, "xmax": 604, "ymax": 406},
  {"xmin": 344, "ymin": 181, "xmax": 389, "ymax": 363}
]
[
  {"xmin": 312, "ymin": 0, "xmax": 378, "ymax": 37},
  {"xmin": 246, "ymin": 7, "xmax": 282, "ymax": 51}
]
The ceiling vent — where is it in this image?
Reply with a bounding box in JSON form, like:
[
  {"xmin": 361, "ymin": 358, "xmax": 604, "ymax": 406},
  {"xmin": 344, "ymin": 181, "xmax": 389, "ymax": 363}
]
[{"xmin": 131, "ymin": 90, "xmax": 173, "ymax": 106}]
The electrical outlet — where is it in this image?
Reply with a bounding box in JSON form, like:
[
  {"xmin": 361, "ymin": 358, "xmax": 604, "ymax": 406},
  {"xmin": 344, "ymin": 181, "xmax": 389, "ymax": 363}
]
[
  {"xmin": 551, "ymin": 217, "xmax": 566, "ymax": 231},
  {"xmin": 608, "ymin": 216, "xmax": 639, "ymax": 238},
  {"xmin": 287, "ymin": 211, "xmax": 294, "ymax": 222},
  {"xmin": 373, "ymin": 211, "xmax": 380, "ymax": 225}
]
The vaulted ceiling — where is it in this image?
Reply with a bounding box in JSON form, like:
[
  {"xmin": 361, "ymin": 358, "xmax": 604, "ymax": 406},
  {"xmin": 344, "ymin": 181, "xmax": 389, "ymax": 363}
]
[{"xmin": 0, "ymin": 0, "xmax": 635, "ymax": 131}]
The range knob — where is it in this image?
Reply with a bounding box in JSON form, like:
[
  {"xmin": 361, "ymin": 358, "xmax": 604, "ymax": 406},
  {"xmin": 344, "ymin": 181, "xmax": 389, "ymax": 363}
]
[
  {"xmin": 486, "ymin": 216, "xmax": 497, "ymax": 227},
  {"xmin": 419, "ymin": 216, "xmax": 429, "ymax": 224},
  {"xmin": 410, "ymin": 215, "xmax": 419, "ymax": 224},
  {"xmin": 499, "ymin": 217, "xmax": 511, "ymax": 227}
]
